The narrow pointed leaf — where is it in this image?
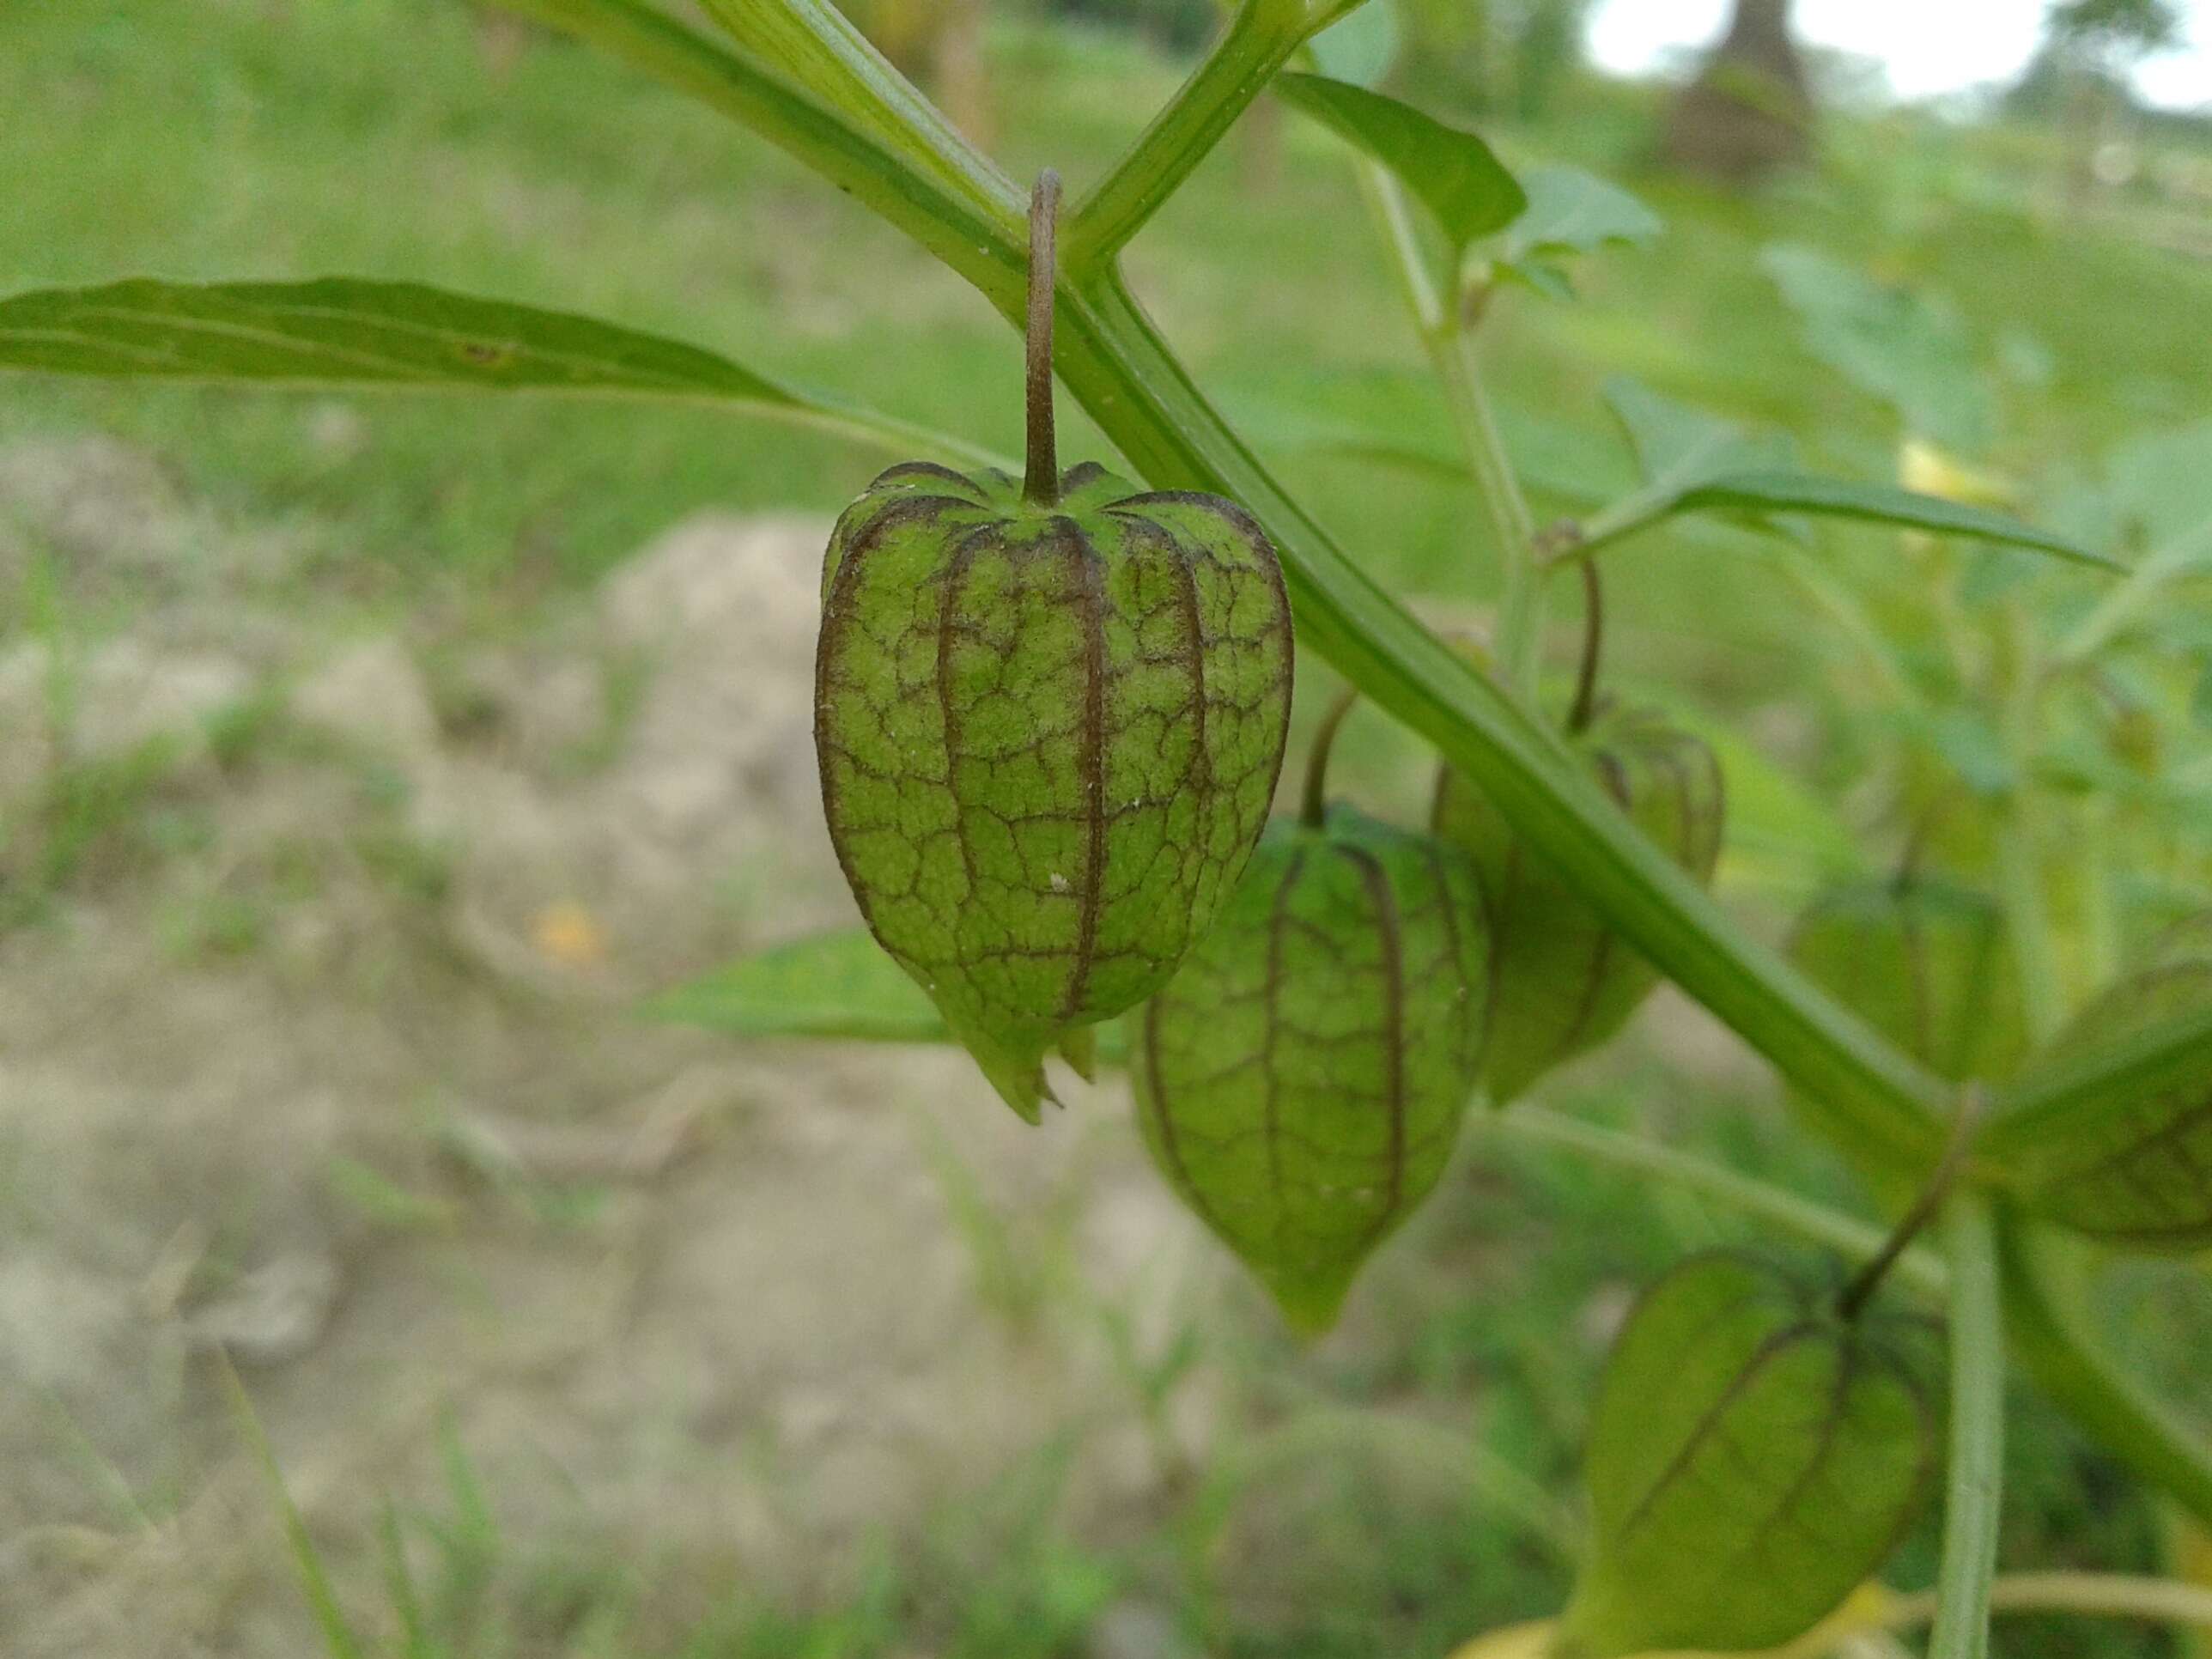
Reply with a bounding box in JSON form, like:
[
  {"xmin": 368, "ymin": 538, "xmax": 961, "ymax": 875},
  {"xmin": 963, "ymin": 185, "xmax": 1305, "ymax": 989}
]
[
  {"xmin": 1562, "ymin": 1252, "xmax": 1938, "ymax": 1656},
  {"xmin": 0, "ymin": 277, "xmax": 803, "ymax": 400},
  {"xmin": 1273, "ymin": 73, "xmax": 1525, "ymax": 253},
  {"xmin": 1677, "ymin": 472, "xmax": 2120, "ymax": 570},
  {"xmin": 645, "ymin": 930, "xmax": 949, "ymax": 1043}
]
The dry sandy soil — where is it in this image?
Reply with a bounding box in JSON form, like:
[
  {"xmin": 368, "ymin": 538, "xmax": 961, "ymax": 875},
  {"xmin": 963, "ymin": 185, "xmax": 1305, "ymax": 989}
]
[{"xmin": 0, "ymin": 436, "xmax": 1246, "ymax": 1656}]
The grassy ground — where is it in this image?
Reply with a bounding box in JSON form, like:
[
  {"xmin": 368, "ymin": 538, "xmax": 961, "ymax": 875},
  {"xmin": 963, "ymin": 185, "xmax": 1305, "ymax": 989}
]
[{"xmin": 5, "ymin": 3, "xmax": 2212, "ymax": 1656}]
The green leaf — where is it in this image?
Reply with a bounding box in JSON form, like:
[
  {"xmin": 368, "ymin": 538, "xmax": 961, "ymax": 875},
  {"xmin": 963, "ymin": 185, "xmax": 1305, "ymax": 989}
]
[
  {"xmin": 645, "ymin": 930, "xmax": 950, "ymax": 1043},
  {"xmin": 1562, "ymin": 1252, "xmax": 1937, "ymax": 1656},
  {"xmin": 0, "ymin": 276, "xmax": 801, "ymax": 399},
  {"xmin": 0, "ymin": 276, "xmax": 1007, "ymax": 466},
  {"xmin": 1273, "ymin": 72, "xmax": 1525, "ymax": 254},
  {"xmin": 1983, "ymin": 919, "xmax": 2212, "ymax": 1251},
  {"xmin": 1675, "ymin": 472, "xmax": 2121, "ymax": 570},
  {"xmin": 1761, "ymin": 243, "xmax": 1996, "ymax": 453},
  {"xmin": 1575, "ymin": 386, "xmax": 2112, "ymax": 571},
  {"xmin": 1131, "ymin": 807, "xmax": 1492, "ymax": 1333},
  {"xmin": 1496, "ymin": 164, "xmax": 1662, "ymax": 265}
]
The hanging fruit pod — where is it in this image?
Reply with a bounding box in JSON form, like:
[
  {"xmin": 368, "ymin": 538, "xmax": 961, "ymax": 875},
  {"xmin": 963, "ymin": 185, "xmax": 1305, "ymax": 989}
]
[
  {"xmin": 1559, "ymin": 1250, "xmax": 1938, "ymax": 1658},
  {"xmin": 1130, "ymin": 805, "xmax": 1493, "ymax": 1333}
]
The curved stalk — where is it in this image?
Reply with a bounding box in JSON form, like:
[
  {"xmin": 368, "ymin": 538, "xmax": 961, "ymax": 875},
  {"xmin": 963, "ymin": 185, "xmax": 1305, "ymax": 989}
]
[
  {"xmin": 1300, "ymin": 686, "xmax": 1361, "ymax": 828},
  {"xmin": 1490, "ymin": 1107, "xmax": 1948, "ymax": 1300},
  {"xmin": 1023, "ymin": 171, "xmax": 1063, "ymax": 506}
]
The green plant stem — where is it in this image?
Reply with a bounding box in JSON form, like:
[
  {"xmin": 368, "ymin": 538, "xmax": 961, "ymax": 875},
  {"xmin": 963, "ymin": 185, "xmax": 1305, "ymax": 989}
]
[
  {"xmin": 1066, "ymin": 0, "xmax": 1318, "ymax": 265},
  {"xmin": 1930, "ymin": 1194, "xmax": 2005, "ymax": 1659},
  {"xmin": 1490, "ymin": 1107, "xmax": 1948, "ymax": 1299},
  {"xmin": 497, "ymin": 0, "xmax": 1950, "ymax": 1164},
  {"xmin": 1352, "ymin": 163, "xmax": 1546, "ymax": 705},
  {"xmin": 1998, "ymin": 1212, "xmax": 2212, "ymax": 1531}
]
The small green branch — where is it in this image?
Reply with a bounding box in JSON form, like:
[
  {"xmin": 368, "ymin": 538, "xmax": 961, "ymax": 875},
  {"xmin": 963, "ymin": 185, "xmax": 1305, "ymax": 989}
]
[
  {"xmin": 2058, "ymin": 520, "xmax": 2212, "ymax": 665},
  {"xmin": 1930, "ymin": 1193, "xmax": 2005, "ymax": 1659},
  {"xmin": 1490, "ymin": 1106, "xmax": 1948, "ymax": 1300},
  {"xmin": 1352, "ymin": 163, "xmax": 1545, "ymax": 705},
  {"xmin": 1854, "ymin": 1574, "xmax": 2212, "ymax": 1644},
  {"xmin": 1065, "ymin": 0, "xmax": 1318, "ymax": 269}
]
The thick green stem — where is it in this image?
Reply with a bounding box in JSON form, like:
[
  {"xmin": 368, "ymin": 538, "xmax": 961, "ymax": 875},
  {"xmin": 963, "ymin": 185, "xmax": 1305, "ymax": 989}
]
[
  {"xmin": 1930, "ymin": 1194, "xmax": 2005, "ymax": 1659},
  {"xmin": 1066, "ymin": 0, "xmax": 1315, "ymax": 265},
  {"xmin": 693, "ymin": 0, "xmax": 1018, "ymax": 214}
]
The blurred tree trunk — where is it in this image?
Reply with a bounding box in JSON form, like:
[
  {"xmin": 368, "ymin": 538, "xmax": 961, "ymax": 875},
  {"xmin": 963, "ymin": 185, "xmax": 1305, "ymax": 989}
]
[{"xmin": 1660, "ymin": 0, "xmax": 1814, "ymax": 185}]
